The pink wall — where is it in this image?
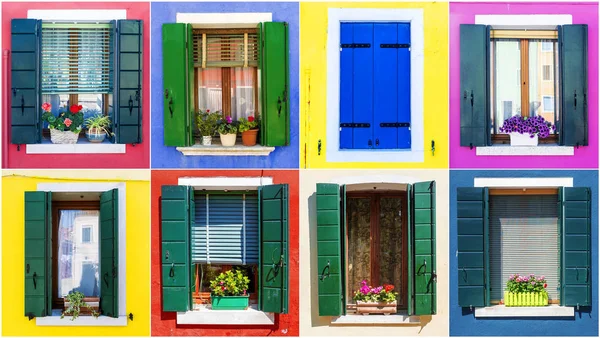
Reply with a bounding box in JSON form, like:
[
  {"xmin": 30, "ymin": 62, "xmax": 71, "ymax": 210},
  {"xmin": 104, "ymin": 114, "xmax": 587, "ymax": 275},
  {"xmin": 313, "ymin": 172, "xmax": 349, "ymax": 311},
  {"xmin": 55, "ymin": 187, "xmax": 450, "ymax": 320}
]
[
  {"xmin": 449, "ymin": 2, "xmax": 598, "ymax": 168},
  {"xmin": 2, "ymin": 2, "xmax": 150, "ymax": 168}
]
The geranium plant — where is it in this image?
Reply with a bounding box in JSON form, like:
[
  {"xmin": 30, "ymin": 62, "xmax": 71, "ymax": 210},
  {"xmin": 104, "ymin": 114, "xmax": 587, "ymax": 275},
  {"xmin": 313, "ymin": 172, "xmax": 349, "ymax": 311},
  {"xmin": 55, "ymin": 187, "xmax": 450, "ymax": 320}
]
[
  {"xmin": 499, "ymin": 115, "xmax": 555, "ymax": 138},
  {"xmin": 238, "ymin": 116, "xmax": 259, "ymax": 133},
  {"xmin": 217, "ymin": 116, "xmax": 238, "ymax": 135},
  {"xmin": 353, "ymin": 280, "xmax": 397, "ymax": 303},
  {"xmin": 506, "ymin": 273, "xmax": 548, "ymax": 294},
  {"xmin": 197, "ymin": 109, "xmax": 221, "ymax": 136},
  {"xmin": 209, "ymin": 269, "xmax": 250, "ymax": 297},
  {"xmin": 41, "ymin": 102, "xmax": 84, "ymax": 133}
]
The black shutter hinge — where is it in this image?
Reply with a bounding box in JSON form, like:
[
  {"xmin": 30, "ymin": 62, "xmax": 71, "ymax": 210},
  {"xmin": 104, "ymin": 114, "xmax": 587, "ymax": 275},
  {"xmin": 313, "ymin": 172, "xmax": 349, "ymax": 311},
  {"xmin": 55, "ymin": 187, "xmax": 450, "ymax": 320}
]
[
  {"xmin": 340, "ymin": 43, "xmax": 371, "ymax": 48},
  {"xmin": 469, "ymin": 143, "xmax": 473, "ymax": 150},
  {"xmin": 429, "ymin": 181, "xmax": 434, "ymax": 191},
  {"xmin": 380, "ymin": 43, "xmax": 410, "ymax": 48},
  {"xmin": 317, "ymin": 139, "xmax": 321, "ymax": 156},
  {"xmin": 431, "ymin": 140, "xmax": 435, "ymax": 156},
  {"xmin": 27, "ymin": 313, "xmax": 35, "ymax": 321},
  {"xmin": 128, "ymin": 313, "xmax": 134, "ymax": 321},
  {"xmin": 12, "ymin": 88, "xmax": 16, "ymax": 97},
  {"xmin": 574, "ymin": 90, "xmax": 577, "ymax": 108},
  {"xmin": 470, "ymin": 90, "xmax": 474, "ymax": 107},
  {"xmin": 577, "ymin": 142, "xmax": 580, "ymax": 149}
]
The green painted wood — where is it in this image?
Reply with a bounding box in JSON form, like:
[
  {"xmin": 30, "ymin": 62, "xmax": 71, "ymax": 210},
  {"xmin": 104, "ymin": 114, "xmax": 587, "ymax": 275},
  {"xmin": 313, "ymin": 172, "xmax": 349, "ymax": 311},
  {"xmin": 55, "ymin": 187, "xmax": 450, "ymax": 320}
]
[
  {"xmin": 161, "ymin": 185, "xmax": 193, "ymax": 312},
  {"xmin": 11, "ymin": 19, "xmax": 41, "ymax": 145},
  {"xmin": 560, "ymin": 187, "xmax": 591, "ymax": 307},
  {"xmin": 259, "ymin": 184, "xmax": 289, "ymax": 314},
  {"xmin": 24, "ymin": 191, "xmax": 51, "ymax": 318},
  {"xmin": 407, "ymin": 184, "xmax": 413, "ymax": 316},
  {"xmin": 559, "ymin": 24, "xmax": 588, "ymax": 146},
  {"xmin": 100, "ymin": 189, "xmax": 119, "ymax": 318},
  {"xmin": 457, "ymin": 187, "xmax": 488, "ymax": 308},
  {"xmin": 459, "ymin": 24, "xmax": 490, "ymax": 148},
  {"xmin": 162, "ymin": 24, "xmax": 192, "ymax": 147},
  {"xmin": 258, "ymin": 22, "xmax": 289, "ymax": 147}
]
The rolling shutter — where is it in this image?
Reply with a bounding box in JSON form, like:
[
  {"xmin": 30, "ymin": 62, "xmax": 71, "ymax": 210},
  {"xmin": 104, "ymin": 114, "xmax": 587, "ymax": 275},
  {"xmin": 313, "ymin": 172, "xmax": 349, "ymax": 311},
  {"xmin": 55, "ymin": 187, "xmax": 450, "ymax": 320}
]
[{"xmin": 100, "ymin": 189, "xmax": 119, "ymax": 318}]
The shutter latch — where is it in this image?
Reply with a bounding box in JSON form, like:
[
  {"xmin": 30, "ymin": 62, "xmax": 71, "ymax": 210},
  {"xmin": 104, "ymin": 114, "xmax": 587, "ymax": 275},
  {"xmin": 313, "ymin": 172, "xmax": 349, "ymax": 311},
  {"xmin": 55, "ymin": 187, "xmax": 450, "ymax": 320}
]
[
  {"xmin": 128, "ymin": 313, "xmax": 134, "ymax": 321},
  {"xmin": 320, "ymin": 260, "xmax": 331, "ymax": 281},
  {"xmin": 431, "ymin": 140, "xmax": 435, "ymax": 156},
  {"xmin": 317, "ymin": 139, "xmax": 322, "ymax": 156}
]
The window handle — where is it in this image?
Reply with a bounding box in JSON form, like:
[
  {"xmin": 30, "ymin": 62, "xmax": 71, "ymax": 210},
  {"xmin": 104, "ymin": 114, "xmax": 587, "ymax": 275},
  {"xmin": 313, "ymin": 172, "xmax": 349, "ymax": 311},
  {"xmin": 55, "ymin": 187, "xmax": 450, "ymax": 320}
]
[
  {"xmin": 165, "ymin": 90, "xmax": 174, "ymax": 118},
  {"xmin": 462, "ymin": 267, "xmax": 468, "ymax": 282},
  {"xmin": 574, "ymin": 90, "xmax": 577, "ymax": 108},
  {"xmin": 128, "ymin": 95, "xmax": 134, "ymax": 115},
  {"xmin": 26, "ymin": 263, "xmax": 30, "ymax": 274},
  {"xmin": 320, "ymin": 260, "xmax": 331, "ymax": 281},
  {"xmin": 21, "ymin": 95, "xmax": 25, "ymax": 115},
  {"xmin": 169, "ymin": 263, "xmax": 175, "ymax": 278},
  {"xmin": 104, "ymin": 272, "xmax": 109, "ymax": 287},
  {"xmin": 32, "ymin": 272, "xmax": 37, "ymax": 289}
]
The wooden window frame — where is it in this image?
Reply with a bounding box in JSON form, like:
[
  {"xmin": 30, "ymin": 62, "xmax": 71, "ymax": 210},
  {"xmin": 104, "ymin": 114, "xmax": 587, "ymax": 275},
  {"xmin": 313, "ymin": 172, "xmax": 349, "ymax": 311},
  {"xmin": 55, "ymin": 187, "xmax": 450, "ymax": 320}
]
[
  {"xmin": 51, "ymin": 201, "xmax": 101, "ymax": 309},
  {"xmin": 345, "ymin": 191, "xmax": 409, "ymax": 311}
]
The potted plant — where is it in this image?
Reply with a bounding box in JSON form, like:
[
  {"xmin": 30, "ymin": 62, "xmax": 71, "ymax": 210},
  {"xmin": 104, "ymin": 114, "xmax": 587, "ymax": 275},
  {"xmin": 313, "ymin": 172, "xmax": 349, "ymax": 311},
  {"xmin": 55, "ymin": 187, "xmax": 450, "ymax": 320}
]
[
  {"xmin": 499, "ymin": 115, "xmax": 555, "ymax": 146},
  {"xmin": 353, "ymin": 280, "xmax": 398, "ymax": 315},
  {"xmin": 217, "ymin": 116, "xmax": 238, "ymax": 147},
  {"xmin": 197, "ymin": 109, "xmax": 221, "ymax": 146},
  {"xmin": 41, "ymin": 103, "xmax": 84, "ymax": 144},
  {"xmin": 503, "ymin": 273, "xmax": 549, "ymax": 307},
  {"xmin": 84, "ymin": 114, "xmax": 113, "ymax": 143},
  {"xmin": 61, "ymin": 291, "xmax": 100, "ymax": 320},
  {"xmin": 209, "ymin": 269, "xmax": 250, "ymax": 310},
  {"xmin": 238, "ymin": 116, "xmax": 259, "ymax": 146}
]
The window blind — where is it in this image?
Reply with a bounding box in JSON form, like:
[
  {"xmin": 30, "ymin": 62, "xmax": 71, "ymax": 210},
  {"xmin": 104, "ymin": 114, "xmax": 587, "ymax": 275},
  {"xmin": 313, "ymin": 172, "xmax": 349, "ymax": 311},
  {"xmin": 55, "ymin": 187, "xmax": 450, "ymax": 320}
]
[
  {"xmin": 489, "ymin": 195, "xmax": 560, "ymax": 301},
  {"xmin": 41, "ymin": 23, "xmax": 113, "ymax": 94},
  {"xmin": 192, "ymin": 193, "xmax": 259, "ymax": 265},
  {"xmin": 193, "ymin": 31, "xmax": 258, "ymax": 68}
]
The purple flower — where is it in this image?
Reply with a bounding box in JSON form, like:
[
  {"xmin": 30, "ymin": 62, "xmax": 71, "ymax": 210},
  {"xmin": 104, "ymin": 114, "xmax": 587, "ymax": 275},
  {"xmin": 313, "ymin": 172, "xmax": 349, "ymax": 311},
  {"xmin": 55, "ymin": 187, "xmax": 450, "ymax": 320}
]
[{"xmin": 226, "ymin": 116, "xmax": 233, "ymax": 124}]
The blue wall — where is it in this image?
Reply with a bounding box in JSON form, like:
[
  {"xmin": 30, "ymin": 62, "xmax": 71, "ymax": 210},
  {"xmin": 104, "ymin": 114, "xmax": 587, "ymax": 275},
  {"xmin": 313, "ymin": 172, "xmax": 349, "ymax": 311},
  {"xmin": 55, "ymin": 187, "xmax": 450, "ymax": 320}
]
[
  {"xmin": 450, "ymin": 170, "xmax": 598, "ymax": 337},
  {"xmin": 151, "ymin": 2, "xmax": 299, "ymax": 168}
]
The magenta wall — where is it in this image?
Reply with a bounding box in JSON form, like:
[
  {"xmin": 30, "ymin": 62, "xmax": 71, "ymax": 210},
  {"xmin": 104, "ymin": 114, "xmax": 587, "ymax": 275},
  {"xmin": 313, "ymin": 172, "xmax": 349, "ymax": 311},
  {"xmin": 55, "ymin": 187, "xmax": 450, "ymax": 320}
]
[{"xmin": 449, "ymin": 2, "xmax": 598, "ymax": 168}]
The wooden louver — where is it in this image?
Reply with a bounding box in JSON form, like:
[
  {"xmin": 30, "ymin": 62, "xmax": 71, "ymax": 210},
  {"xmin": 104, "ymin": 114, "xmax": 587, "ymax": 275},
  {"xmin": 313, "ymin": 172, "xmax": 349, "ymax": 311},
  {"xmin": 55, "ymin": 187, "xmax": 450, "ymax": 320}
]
[{"xmin": 192, "ymin": 30, "xmax": 258, "ymax": 68}]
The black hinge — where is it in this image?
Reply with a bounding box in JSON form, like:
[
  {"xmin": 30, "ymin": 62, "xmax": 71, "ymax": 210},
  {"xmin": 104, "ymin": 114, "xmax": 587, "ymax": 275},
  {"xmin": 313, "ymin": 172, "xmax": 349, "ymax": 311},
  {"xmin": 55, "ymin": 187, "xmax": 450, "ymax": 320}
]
[
  {"xmin": 340, "ymin": 123, "xmax": 370, "ymax": 128},
  {"xmin": 380, "ymin": 122, "xmax": 410, "ymax": 128},
  {"xmin": 129, "ymin": 313, "xmax": 134, "ymax": 321},
  {"xmin": 340, "ymin": 43, "xmax": 371, "ymax": 48},
  {"xmin": 317, "ymin": 139, "xmax": 322, "ymax": 156},
  {"xmin": 380, "ymin": 43, "xmax": 410, "ymax": 48}
]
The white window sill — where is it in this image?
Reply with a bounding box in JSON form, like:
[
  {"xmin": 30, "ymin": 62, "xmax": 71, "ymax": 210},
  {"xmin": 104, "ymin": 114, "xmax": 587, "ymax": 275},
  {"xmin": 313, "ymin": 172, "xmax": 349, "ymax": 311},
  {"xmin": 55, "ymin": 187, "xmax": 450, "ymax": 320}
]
[
  {"xmin": 330, "ymin": 313, "xmax": 421, "ymax": 325},
  {"xmin": 27, "ymin": 139, "xmax": 126, "ymax": 154},
  {"xmin": 327, "ymin": 149, "xmax": 425, "ymax": 163},
  {"xmin": 36, "ymin": 311, "xmax": 127, "ymax": 326},
  {"xmin": 476, "ymin": 144, "xmax": 574, "ymax": 156},
  {"xmin": 176, "ymin": 141, "xmax": 275, "ymax": 156},
  {"xmin": 474, "ymin": 305, "xmax": 574, "ymax": 318},
  {"xmin": 176, "ymin": 304, "xmax": 275, "ymax": 325}
]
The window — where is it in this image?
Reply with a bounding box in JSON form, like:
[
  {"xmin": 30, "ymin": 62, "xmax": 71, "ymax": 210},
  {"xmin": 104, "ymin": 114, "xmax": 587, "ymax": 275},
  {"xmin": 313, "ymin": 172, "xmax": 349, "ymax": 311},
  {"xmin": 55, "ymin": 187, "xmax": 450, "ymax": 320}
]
[
  {"xmin": 81, "ymin": 225, "xmax": 92, "ymax": 243},
  {"xmin": 542, "ymin": 41, "xmax": 553, "ymax": 52},
  {"xmin": 543, "ymin": 65, "xmax": 552, "ymax": 81},
  {"xmin": 543, "ymin": 95, "xmax": 555, "ymax": 113}
]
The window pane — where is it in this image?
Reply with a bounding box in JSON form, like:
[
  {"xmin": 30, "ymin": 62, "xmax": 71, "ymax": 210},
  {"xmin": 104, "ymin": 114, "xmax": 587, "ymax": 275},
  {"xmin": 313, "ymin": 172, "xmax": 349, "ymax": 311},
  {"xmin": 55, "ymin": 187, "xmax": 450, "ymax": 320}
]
[
  {"xmin": 378, "ymin": 198, "xmax": 403, "ymax": 308},
  {"xmin": 346, "ymin": 198, "xmax": 372, "ymax": 305},
  {"xmin": 78, "ymin": 94, "xmax": 105, "ymax": 121},
  {"xmin": 58, "ymin": 210, "xmax": 100, "ymax": 298},
  {"xmin": 198, "ymin": 68, "xmax": 223, "ymax": 113},
  {"xmin": 494, "ymin": 40, "xmax": 521, "ymax": 133},
  {"xmin": 230, "ymin": 67, "xmax": 256, "ymax": 120},
  {"xmin": 529, "ymin": 40, "xmax": 557, "ymax": 129}
]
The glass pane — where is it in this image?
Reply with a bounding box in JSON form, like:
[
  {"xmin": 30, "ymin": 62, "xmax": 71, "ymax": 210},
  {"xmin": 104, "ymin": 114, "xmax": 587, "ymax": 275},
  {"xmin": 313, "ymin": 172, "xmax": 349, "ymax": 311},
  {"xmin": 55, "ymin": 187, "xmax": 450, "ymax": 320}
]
[
  {"xmin": 41, "ymin": 94, "xmax": 70, "ymax": 115},
  {"xmin": 78, "ymin": 94, "xmax": 105, "ymax": 121},
  {"xmin": 378, "ymin": 197, "xmax": 403, "ymax": 308},
  {"xmin": 58, "ymin": 210, "xmax": 100, "ymax": 298},
  {"xmin": 494, "ymin": 40, "xmax": 521, "ymax": 134},
  {"xmin": 346, "ymin": 198, "xmax": 371, "ymax": 304},
  {"xmin": 198, "ymin": 68, "xmax": 223, "ymax": 113},
  {"xmin": 230, "ymin": 67, "xmax": 256, "ymax": 120},
  {"xmin": 529, "ymin": 40, "xmax": 557, "ymax": 130}
]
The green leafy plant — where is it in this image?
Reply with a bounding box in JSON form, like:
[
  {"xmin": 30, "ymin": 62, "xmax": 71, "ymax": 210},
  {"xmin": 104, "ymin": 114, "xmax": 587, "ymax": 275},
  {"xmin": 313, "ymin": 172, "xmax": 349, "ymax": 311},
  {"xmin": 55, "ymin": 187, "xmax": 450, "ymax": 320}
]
[
  {"xmin": 197, "ymin": 109, "xmax": 222, "ymax": 136},
  {"xmin": 61, "ymin": 291, "xmax": 99, "ymax": 320},
  {"xmin": 41, "ymin": 102, "xmax": 84, "ymax": 133},
  {"xmin": 217, "ymin": 116, "xmax": 238, "ymax": 135},
  {"xmin": 353, "ymin": 280, "xmax": 397, "ymax": 303},
  {"xmin": 238, "ymin": 116, "xmax": 259, "ymax": 133},
  {"xmin": 84, "ymin": 114, "xmax": 113, "ymax": 136},
  {"xmin": 506, "ymin": 273, "xmax": 548, "ymax": 294},
  {"xmin": 209, "ymin": 269, "xmax": 250, "ymax": 297}
]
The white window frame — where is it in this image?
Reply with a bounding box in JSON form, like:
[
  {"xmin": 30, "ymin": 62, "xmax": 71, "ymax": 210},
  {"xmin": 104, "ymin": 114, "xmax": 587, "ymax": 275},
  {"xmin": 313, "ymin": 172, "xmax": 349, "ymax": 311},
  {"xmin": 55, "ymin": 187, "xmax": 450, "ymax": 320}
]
[
  {"xmin": 34, "ymin": 182, "xmax": 127, "ymax": 327},
  {"xmin": 326, "ymin": 8, "xmax": 425, "ymax": 163}
]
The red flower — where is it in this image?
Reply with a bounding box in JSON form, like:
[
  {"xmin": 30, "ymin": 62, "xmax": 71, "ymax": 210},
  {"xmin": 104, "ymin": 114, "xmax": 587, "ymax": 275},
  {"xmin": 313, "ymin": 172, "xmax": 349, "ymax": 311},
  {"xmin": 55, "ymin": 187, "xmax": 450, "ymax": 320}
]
[
  {"xmin": 206, "ymin": 109, "xmax": 210, "ymax": 113},
  {"xmin": 248, "ymin": 116, "xmax": 255, "ymax": 122},
  {"xmin": 42, "ymin": 102, "xmax": 51, "ymax": 111},
  {"xmin": 544, "ymin": 283, "xmax": 547, "ymax": 288},
  {"xmin": 64, "ymin": 118, "xmax": 72, "ymax": 127},
  {"xmin": 383, "ymin": 284, "xmax": 394, "ymax": 292},
  {"xmin": 70, "ymin": 104, "xmax": 82, "ymax": 114}
]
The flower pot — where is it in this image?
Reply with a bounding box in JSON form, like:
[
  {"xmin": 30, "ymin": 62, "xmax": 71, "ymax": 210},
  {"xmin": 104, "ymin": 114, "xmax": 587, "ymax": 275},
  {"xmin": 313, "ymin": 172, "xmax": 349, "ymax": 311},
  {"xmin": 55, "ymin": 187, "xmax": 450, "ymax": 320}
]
[
  {"xmin": 85, "ymin": 128, "xmax": 106, "ymax": 143},
  {"xmin": 355, "ymin": 300, "xmax": 397, "ymax": 315},
  {"xmin": 50, "ymin": 128, "xmax": 80, "ymax": 144},
  {"xmin": 504, "ymin": 291, "xmax": 548, "ymax": 307},
  {"xmin": 509, "ymin": 132, "xmax": 538, "ymax": 146},
  {"xmin": 241, "ymin": 129, "xmax": 259, "ymax": 146},
  {"xmin": 63, "ymin": 297, "xmax": 100, "ymax": 316},
  {"xmin": 219, "ymin": 133, "xmax": 237, "ymax": 147},
  {"xmin": 202, "ymin": 136, "xmax": 213, "ymax": 146},
  {"xmin": 210, "ymin": 295, "xmax": 249, "ymax": 310}
]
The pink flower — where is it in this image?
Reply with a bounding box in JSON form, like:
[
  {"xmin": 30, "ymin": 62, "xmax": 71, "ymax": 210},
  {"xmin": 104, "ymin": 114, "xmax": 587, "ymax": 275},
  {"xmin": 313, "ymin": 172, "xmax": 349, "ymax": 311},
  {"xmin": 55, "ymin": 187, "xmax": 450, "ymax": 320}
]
[
  {"xmin": 226, "ymin": 116, "xmax": 233, "ymax": 124},
  {"xmin": 42, "ymin": 102, "xmax": 51, "ymax": 111},
  {"xmin": 64, "ymin": 118, "xmax": 72, "ymax": 127},
  {"xmin": 220, "ymin": 281, "xmax": 224, "ymax": 285}
]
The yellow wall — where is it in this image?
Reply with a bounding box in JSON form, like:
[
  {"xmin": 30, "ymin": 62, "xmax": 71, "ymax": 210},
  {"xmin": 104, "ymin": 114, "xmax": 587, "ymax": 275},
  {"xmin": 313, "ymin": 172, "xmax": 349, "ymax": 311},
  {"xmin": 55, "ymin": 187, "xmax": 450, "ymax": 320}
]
[
  {"xmin": 300, "ymin": 2, "xmax": 449, "ymax": 168},
  {"xmin": 2, "ymin": 170, "xmax": 150, "ymax": 336}
]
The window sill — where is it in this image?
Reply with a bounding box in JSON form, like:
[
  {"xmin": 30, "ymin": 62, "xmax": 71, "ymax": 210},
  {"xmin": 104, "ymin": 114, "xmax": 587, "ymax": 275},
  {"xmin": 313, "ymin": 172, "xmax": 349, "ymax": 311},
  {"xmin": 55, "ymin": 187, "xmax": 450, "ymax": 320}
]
[
  {"xmin": 476, "ymin": 144, "xmax": 574, "ymax": 156},
  {"xmin": 176, "ymin": 304, "xmax": 275, "ymax": 325},
  {"xmin": 176, "ymin": 140, "xmax": 275, "ymax": 156},
  {"xmin": 36, "ymin": 311, "xmax": 127, "ymax": 326},
  {"xmin": 26, "ymin": 138, "xmax": 126, "ymax": 154},
  {"xmin": 474, "ymin": 305, "xmax": 574, "ymax": 318},
  {"xmin": 330, "ymin": 313, "xmax": 421, "ymax": 325}
]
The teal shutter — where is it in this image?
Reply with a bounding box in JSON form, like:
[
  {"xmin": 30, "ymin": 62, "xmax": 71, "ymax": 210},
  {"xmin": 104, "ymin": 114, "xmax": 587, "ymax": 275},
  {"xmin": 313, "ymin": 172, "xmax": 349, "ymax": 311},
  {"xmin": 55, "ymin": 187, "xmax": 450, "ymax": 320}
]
[
  {"xmin": 258, "ymin": 22, "xmax": 289, "ymax": 147},
  {"xmin": 100, "ymin": 189, "xmax": 119, "ymax": 318},
  {"xmin": 560, "ymin": 187, "xmax": 591, "ymax": 307},
  {"xmin": 460, "ymin": 24, "xmax": 490, "ymax": 148},
  {"xmin": 258, "ymin": 184, "xmax": 289, "ymax": 314},
  {"xmin": 11, "ymin": 19, "xmax": 41, "ymax": 145},
  {"xmin": 161, "ymin": 185, "xmax": 193, "ymax": 312},
  {"xmin": 114, "ymin": 20, "xmax": 143, "ymax": 144},
  {"xmin": 410, "ymin": 181, "xmax": 437, "ymax": 315},
  {"xmin": 24, "ymin": 191, "xmax": 51, "ymax": 319},
  {"xmin": 162, "ymin": 23, "xmax": 193, "ymax": 147},
  {"xmin": 457, "ymin": 187, "xmax": 489, "ymax": 308},
  {"xmin": 559, "ymin": 25, "xmax": 588, "ymax": 147},
  {"xmin": 316, "ymin": 183, "xmax": 344, "ymax": 316}
]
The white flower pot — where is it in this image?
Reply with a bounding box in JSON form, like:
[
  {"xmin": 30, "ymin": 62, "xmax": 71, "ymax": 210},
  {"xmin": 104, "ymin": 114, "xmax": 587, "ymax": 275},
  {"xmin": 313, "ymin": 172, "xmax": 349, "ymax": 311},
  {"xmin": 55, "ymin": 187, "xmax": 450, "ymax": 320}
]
[
  {"xmin": 219, "ymin": 133, "xmax": 237, "ymax": 147},
  {"xmin": 202, "ymin": 136, "xmax": 212, "ymax": 146},
  {"xmin": 509, "ymin": 132, "xmax": 538, "ymax": 146}
]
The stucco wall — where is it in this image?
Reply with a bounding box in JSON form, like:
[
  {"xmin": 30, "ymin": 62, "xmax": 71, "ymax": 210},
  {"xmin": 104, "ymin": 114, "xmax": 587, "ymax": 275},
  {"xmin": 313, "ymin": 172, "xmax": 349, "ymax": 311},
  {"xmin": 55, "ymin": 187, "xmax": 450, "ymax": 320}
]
[
  {"xmin": 1, "ymin": 170, "xmax": 151, "ymax": 336},
  {"xmin": 150, "ymin": 170, "xmax": 300, "ymax": 336},
  {"xmin": 300, "ymin": 2, "xmax": 449, "ymax": 169},
  {"xmin": 449, "ymin": 2, "xmax": 599, "ymax": 168},
  {"xmin": 299, "ymin": 169, "xmax": 449, "ymax": 336},
  {"xmin": 150, "ymin": 2, "xmax": 299, "ymax": 168},
  {"xmin": 2, "ymin": 2, "xmax": 151, "ymax": 169},
  {"xmin": 449, "ymin": 170, "xmax": 598, "ymax": 336}
]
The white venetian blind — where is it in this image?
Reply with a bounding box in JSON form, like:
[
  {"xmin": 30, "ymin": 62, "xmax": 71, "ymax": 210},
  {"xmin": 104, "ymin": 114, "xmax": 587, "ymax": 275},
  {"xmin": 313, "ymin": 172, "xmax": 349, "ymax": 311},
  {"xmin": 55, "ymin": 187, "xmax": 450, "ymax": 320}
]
[{"xmin": 193, "ymin": 30, "xmax": 258, "ymax": 68}]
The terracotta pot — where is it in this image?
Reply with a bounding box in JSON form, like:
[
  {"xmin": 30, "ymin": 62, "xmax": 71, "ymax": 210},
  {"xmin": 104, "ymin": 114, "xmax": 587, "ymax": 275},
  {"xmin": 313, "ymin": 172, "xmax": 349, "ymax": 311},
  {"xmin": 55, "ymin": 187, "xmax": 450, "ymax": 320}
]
[{"xmin": 242, "ymin": 129, "xmax": 259, "ymax": 146}]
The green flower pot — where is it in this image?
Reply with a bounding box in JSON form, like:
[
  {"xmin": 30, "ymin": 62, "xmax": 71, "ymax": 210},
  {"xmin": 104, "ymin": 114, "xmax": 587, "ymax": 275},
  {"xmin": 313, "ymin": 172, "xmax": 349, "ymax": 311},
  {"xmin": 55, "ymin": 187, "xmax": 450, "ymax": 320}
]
[
  {"xmin": 504, "ymin": 291, "xmax": 548, "ymax": 307},
  {"xmin": 210, "ymin": 295, "xmax": 249, "ymax": 310}
]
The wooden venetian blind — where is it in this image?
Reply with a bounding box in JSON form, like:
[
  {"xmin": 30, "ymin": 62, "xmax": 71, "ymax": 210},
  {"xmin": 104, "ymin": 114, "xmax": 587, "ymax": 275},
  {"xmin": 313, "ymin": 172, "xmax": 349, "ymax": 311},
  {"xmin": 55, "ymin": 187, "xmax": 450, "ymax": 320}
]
[{"xmin": 193, "ymin": 30, "xmax": 259, "ymax": 68}]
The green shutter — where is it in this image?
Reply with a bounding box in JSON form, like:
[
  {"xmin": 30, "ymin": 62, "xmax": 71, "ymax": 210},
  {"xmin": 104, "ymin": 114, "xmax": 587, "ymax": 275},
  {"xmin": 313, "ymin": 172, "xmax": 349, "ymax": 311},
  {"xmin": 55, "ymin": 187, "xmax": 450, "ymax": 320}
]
[
  {"xmin": 457, "ymin": 187, "xmax": 489, "ymax": 308},
  {"xmin": 559, "ymin": 25, "xmax": 588, "ymax": 147},
  {"xmin": 162, "ymin": 23, "xmax": 193, "ymax": 147},
  {"xmin": 258, "ymin": 184, "xmax": 289, "ymax": 314},
  {"xmin": 410, "ymin": 181, "xmax": 437, "ymax": 315},
  {"xmin": 258, "ymin": 22, "xmax": 289, "ymax": 147},
  {"xmin": 560, "ymin": 187, "xmax": 591, "ymax": 307},
  {"xmin": 11, "ymin": 19, "xmax": 41, "ymax": 145},
  {"xmin": 114, "ymin": 20, "xmax": 143, "ymax": 144},
  {"xmin": 161, "ymin": 185, "xmax": 193, "ymax": 312},
  {"xmin": 407, "ymin": 184, "xmax": 413, "ymax": 315},
  {"xmin": 316, "ymin": 183, "xmax": 344, "ymax": 316},
  {"xmin": 460, "ymin": 24, "xmax": 490, "ymax": 148},
  {"xmin": 100, "ymin": 189, "xmax": 119, "ymax": 318},
  {"xmin": 24, "ymin": 191, "xmax": 51, "ymax": 319}
]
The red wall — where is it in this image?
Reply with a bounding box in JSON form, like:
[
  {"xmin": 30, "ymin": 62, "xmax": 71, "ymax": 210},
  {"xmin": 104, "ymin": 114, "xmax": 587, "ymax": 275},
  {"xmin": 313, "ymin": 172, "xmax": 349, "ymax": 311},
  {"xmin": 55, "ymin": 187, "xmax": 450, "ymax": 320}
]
[
  {"xmin": 2, "ymin": 2, "xmax": 150, "ymax": 168},
  {"xmin": 151, "ymin": 170, "xmax": 300, "ymax": 336}
]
